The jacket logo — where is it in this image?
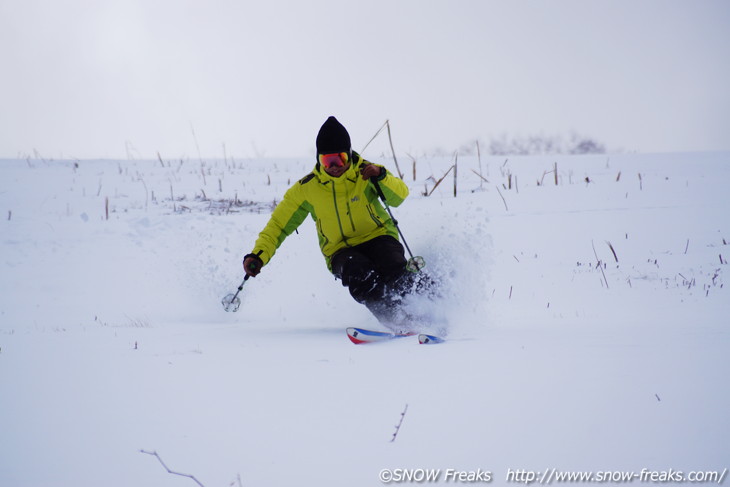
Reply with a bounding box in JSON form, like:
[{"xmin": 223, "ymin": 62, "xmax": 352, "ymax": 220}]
[{"xmin": 350, "ymin": 196, "xmax": 359, "ymax": 203}]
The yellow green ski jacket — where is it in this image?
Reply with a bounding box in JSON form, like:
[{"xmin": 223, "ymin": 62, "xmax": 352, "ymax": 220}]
[{"xmin": 250, "ymin": 152, "xmax": 409, "ymax": 271}]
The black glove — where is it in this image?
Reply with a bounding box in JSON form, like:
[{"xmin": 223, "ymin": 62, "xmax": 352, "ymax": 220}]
[
  {"xmin": 360, "ymin": 163, "xmax": 386, "ymax": 181},
  {"xmin": 243, "ymin": 253, "xmax": 263, "ymax": 277}
]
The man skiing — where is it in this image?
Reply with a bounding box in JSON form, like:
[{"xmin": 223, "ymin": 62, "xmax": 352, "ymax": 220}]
[{"xmin": 242, "ymin": 116, "xmax": 433, "ymax": 330}]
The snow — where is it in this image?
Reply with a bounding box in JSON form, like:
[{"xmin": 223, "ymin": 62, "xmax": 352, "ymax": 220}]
[{"xmin": 1, "ymin": 152, "xmax": 728, "ymax": 486}]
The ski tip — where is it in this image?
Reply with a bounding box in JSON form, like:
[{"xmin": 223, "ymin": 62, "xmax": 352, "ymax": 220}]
[
  {"xmin": 346, "ymin": 327, "xmax": 411, "ymax": 344},
  {"xmin": 346, "ymin": 327, "xmax": 393, "ymax": 344},
  {"xmin": 418, "ymin": 334, "xmax": 445, "ymax": 345},
  {"xmin": 346, "ymin": 327, "xmax": 369, "ymax": 345}
]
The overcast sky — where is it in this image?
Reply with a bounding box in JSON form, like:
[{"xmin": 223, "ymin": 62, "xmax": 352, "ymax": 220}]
[{"xmin": 2, "ymin": 0, "xmax": 729, "ymax": 160}]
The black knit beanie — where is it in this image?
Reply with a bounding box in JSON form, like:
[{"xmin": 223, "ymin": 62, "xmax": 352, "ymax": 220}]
[{"xmin": 316, "ymin": 116, "xmax": 351, "ymax": 155}]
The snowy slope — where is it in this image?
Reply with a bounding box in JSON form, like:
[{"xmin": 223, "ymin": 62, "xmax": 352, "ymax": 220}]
[{"xmin": 1, "ymin": 152, "xmax": 728, "ymax": 486}]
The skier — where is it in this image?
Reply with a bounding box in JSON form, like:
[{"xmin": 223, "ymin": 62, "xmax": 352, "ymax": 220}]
[{"xmin": 242, "ymin": 116, "xmax": 434, "ymax": 330}]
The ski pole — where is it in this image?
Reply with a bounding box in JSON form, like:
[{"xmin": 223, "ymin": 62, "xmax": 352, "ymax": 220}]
[
  {"xmin": 221, "ymin": 274, "xmax": 250, "ymax": 312},
  {"xmin": 372, "ymin": 179, "xmax": 425, "ymax": 273}
]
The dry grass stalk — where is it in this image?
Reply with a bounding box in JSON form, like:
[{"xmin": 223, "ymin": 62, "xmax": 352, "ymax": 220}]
[
  {"xmin": 361, "ymin": 120, "xmax": 386, "ymax": 152},
  {"xmin": 453, "ymin": 152, "xmax": 458, "ymax": 197},
  {"xmin": 385, "ymin": 120, "xmax": 404, "ymax": 179},
  {"xmin": 427, "ymin": 165, "xmax": 455, "ymax": 196},
  {"xmin": 495, "ymin": 185, "xmax": 509, "ymax": 211},
  {"xmin": 471, "ymin": 169, "xmax": 489, "ymax": 184},
  {"xmin": 476, "ymin": 140, "xmax": 484, "ymax": 189},
  {"xmin": 407, "ymin": 153, "xmax": 417, "ymax": 181},
  {"xmin": 391, "ymin": 404, "xmax": 409, "ymax": 442},
  {"xmin": 361, "ymin": 120, "xmax": 404, "ymax": 178},
  {"xmin": 607, "ymin": 241, "xmax": 618, "ymax": 263},
  {"xmin": 140, "ymin": 450, "xmax": 205, "ymax": 487},
  {"xmin": 190, "ymin": 123, "xmax": 203, "ymax": 164},
  {"xmin": 592, "ymin": 240, "xmax": 610, "ymax": 289}
]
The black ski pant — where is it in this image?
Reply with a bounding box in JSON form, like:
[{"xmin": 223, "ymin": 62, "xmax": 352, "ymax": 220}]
[{"xmin": 331, "ymin": 235, "xmax": 414, "ymax": 324}]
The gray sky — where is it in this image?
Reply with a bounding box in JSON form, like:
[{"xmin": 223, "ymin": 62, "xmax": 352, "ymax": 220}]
[{"xmin": 2, "ymin": 0, "xmax": 729, "ymax": 159}]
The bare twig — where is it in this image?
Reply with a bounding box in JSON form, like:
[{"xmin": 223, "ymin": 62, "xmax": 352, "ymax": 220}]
[
  {"xmin": 140, "ymin": 450, "xmax": 205, "ymax": 487},
  {"xmin": 538, "ymin": 170, "xmax": 549, "ymax": 186},
  {"xmin": 471, "ymin": 169, "xmax": 489, "ymax": 184},
  {"xmin": 391, "ymin": 404, "xmax": 409, "ymax": 442},
  {"xmin": 407, "ymin": 153, "xmax": 417, "ymax": 181},
  {"xmin": 606, "ymin": 241, "xmax": 618, "ymax": 263},
  {"xmin": 385, "ymin": 120, "xmax": 404, "ymax": 179},
  {"xmin": 361, "ymin": 120, "xmax": 404, "ymax": 178},
  {"xmin": 453, "ymin": 152, "xmax": 458, "ymax": 197},
  {"xmin": 361, "ymin": 120, "xmax": 387, "ymax": 153},
  {"xmin": 427, "ymin": 165, "xmax": 454, "ymax": 196},
  {"xmin": 138, "ymin": 177, "xmax": 149, "ymax": 211},
  {"xmin": 190, "ymin": 123, "xmax": 203, "ymax": 164},
  {"xmin": 592, "ymin": 240, "xmax": 610, "ymax": 289},
  {"xmin": 476, "ymin": 140, "xmax": 483, "ymax": 189},
  {"xmin": 495, "ymin": 185, "xmax": 509, "ymax": 211}
]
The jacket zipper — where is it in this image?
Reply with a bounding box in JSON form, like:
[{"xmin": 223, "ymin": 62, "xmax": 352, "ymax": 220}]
[
  {"xmin": 344, "ymin": 184, "xmax": 356, "ymax": 232},
  {"xmin": 366, "ymin": 205, "xmax": 384, "ymax": 227},
  {"xmin": 330, "ymin": 183, "xmax": 349, "ymax": 245}
]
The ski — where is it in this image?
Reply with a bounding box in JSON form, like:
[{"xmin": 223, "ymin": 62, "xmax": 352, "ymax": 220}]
[
  {"xmin": 346, "ymin": 327, "xmax": 445, "ymax": 345},
  {"xmin": 346, "ymin": 327, "xmax": 412, "ymax": 344},
  {"xmin": 418, "ymin": 333, "xmax": 445, "ymax": 344}
]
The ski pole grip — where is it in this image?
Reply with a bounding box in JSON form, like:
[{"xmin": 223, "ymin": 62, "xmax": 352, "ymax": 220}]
[
  {"xmin": 372, "ymin": 179, "xmax": 387, "ymax": 203},
  {"xmin": 243, "ymin": 251, "xmax": 264, "ymax": 277}
]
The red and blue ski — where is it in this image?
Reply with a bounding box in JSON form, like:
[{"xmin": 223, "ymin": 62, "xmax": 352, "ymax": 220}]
[
  {"xmin": 346, "ymin": 327, "xmax": 444, "ymax": 345},
  {"xmin": 346, "ymin": 327, "xmax": 412, "ymax": 344},
  {"xmin": 418, "ymin": 333, "xmax": 445, "ymax": 344}
]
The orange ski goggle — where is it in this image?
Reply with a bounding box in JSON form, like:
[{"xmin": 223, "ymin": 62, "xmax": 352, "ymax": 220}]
[{"xmin": 318, "ymin": 152, "xmax": 349, "ymax": 169}]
